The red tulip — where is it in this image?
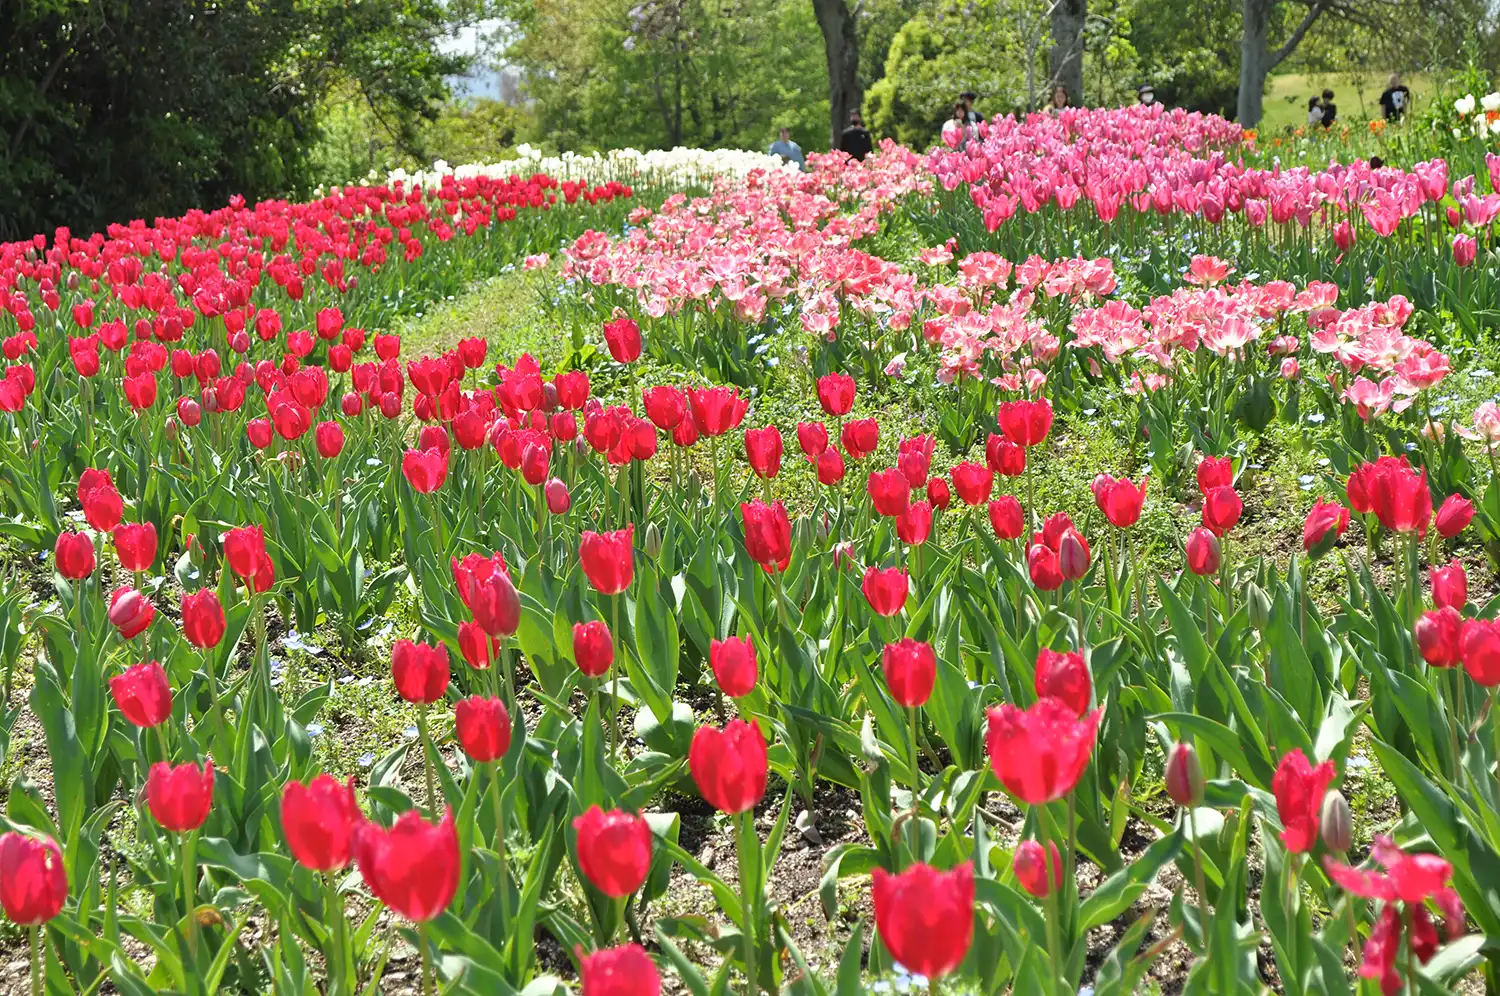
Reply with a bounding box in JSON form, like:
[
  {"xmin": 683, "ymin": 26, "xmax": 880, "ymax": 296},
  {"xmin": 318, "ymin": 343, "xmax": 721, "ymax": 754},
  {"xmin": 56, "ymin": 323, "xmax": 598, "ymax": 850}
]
[
  {"xmin": 458, "ymin": 620, "xmax": 497, "ymax": 669},
  {"xmin": 986, "ymin": 434, "xmax": 1025, "ymax": 476},
  {"xmin": 1092, "ymin": 474, "xmax": 1146, "ymax": 529},
  {"xmin": 1034, "ymin": 648, "xmax": 1090, "ymax": 717},
  {"xmin": 688, "ymin": 719, "xmax": 768, "ymax": 814},
  {"xmin": 1417, "ymin": 608, "xmax": 1462, "ymax": 667},
  {"xmin": 556, "ymin": 370, "xmax": 591, "ymax": 410},
  {"xmin": 402, "ymin": 446, "xmax": 448, "ymax": 493},
  {"xmin": 1185, "ymin": 528, "xmax": 1221, "ymax": 575},
  {"xmin": 580, "ymin": 526, "xmax": 635, "ymax": 594},
  {"xmin": 740, "ymin": 500, "xmax": 791, "ymax": 573},
  {"xmin": 573, "ymin": 806, "xmax": 653, "ymax": 897},
  {"xmin": 871, "ymin": 862, "xmax": 974, "ymax": 980},
  {"xmin": 867, "ymin": 468, "xmax": 911, "ymax": 518},
  {"xmin": 247, "ymin": 418, "xmax": 273, "ymax": 449},
  {"xmin": 391, "ymin": 640, "xmax": 450, "ymax": 704},
  {"xmin": 840, "ymin": 417, "xmax": 878, "ymax": 459},
  {"xmin": 1461, "ymin": 618, "xmax": 1500, "ymax": 686},
  {"xmin": 816, "ymin": 447, "xmax": 846, "ymax": 485},
  {"xmin": 1196, "ymin": 456, "xmax": 1232, "ymax": 495},
  {"xmin": 546, "ymin": 478, "xmax": 573, "ymax": 514},
  {"xmin": 222, "ymin": 525, "xmax": 268, "ymax": 583},
  {"xmin": 896, "ymin": 501, "xmax": 933, "ymax": 546},
  {"xmin": 110, "ymin": 661, "xmax": 172, "ymax": 728},
  {"xmin": 710, "ymin": 635, "xmax": 757, "ymax": 698},
  {"xmin": 354, "ymin": 808, "xmax": 459, "ymax": 921},
  {"xmin": 53, "ymin": 531, "xmax": 95, "ymax": 579},
  {"xmin": 469, "ymin": 570, "xmax": 521, "ymax": 638},
  {"xmin": 452, "ymin": 551, "xmax": 510, "ymax": 609},
  {"xmin": 1302, "ymin": 499, "xmax": 1350, "ymax": 557},
  {"xmin": 988, "ymin": 497, "xmax": 1024, "ymax": 539},
  {"xmin": 574, "ymin": 620, "xmax": 615, "ymax": 678},
  {"xmin": 744, "ymin": 427, "xmax": 783, "ymax": 479},
  {"xmin": 0, "ymin": 833, "xmax": 67, "ymax": 925},
  {"xmin": 602, "ymin": 314, "xmax": 642, "ymax": 364},
  {"xmin": 882, "ymin": 639, "xmax": 936, "ymax": 707},
  {"xmin": 281, "ymin": 775, "xmax": 361, "ymax": 871},
  {"xmin": 985, "ymin": 698, "xmax": 1100, "ymax": 804},
  {"xmin": 998, "ymin": 398, "xmax": 1052, "ymax": 447},
  {"xmin": 896, "ymin": 435, "xmax": 933, "ymax": 488},
  {"xmin": 1165, "ymin": 743, "xmax": 1205, "ymax": 807},
  {"xmin": 1272, "ymin": 749, "xmax": 1336, "ymax": 853},
  {"xmin": 577, "ymin": 943, "xmax": 661, "ymax": 996},
  {"xmin": 951, "ymin": 462, "xmax": 994, "ymax": 506},
  {"xmin": 1436, "ymin": 495, "xmax": 1475, "ymax": 539},
  {"xmin": 862, "ymin": 566, "xmax": 909, "ymax": 616},
  {"xmin": 1363, "ymin": 458, "xmax": 1431, "ymax": 535},
  {"xmin": 112, "ymin": 521, "xmax": 156, "ymax": 572},
  {"xmin": 1012, "ymin": 840, "xmax": 1062, "ymax": 899},
  {"xmin": 315, "ymin": 421, "xmax": 345, "ymax": 459},
  {"xmin": 583, "ymin": 410, "xmax": 621, "ymax": 453},
  {"xmin": 796, "ymin": 421, "xmax": 829, "ymax": 459},
  {"xmin": 181, "ymin": 590, "xmax": 226, "ymax": 649},
  {"xmin": 1027, "ymin": 542, "xmax": 1063, "ymax": 591},
  {"xmin": 642, "ymin": 386, "xmax": 686, "ymax": 430},
  {"xmin": 1431, "ymin": 561, "xmax": 1467, "ymax": 610},
  {"xmin": 927, "ymin": 476, "xmax": 951, "ymax": 509},
  {"xmin": 108, "ymin": 586, "xmax": 155, "ymax": 639},
  {"xmin": 455, "ymin": 696, "xmax": 512, "ymax": 762},
  {"xmin": 687, "ymin": 386, "xmax": 747, "ymax": 436},
  {"xmin": 816, "ymin": 372, "xmax": 856, "ymax": 416},
  {"xmin": 1058, "ymin": 528, "xmax": 1090, "ymax": 581},
  {"xmin": 1201, "ymin": 486, "xmax": 1243, "ymax": 536},
  {"xmin": 81, "ymin": 483, "xmax": 123, "ymax": 533},
  {"xmin": 147, "ymin": 760, "xmax": 214, "ymax": 832}
]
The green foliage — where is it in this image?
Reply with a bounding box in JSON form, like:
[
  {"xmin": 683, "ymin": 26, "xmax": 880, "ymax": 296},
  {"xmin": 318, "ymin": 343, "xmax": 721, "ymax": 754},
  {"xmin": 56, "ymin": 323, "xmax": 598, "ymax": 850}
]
[
  {"xmin": 509, "ymin": 0, "xmax": 828, "ymax": 154},
  {"xmin": 0, "ymin": 0, "xmax": 474, "ymax": 236},
  {"xmin": 1123, "ymin": 0, "xmax": 1240, "ymax": 116},
  {"xmin": 308, "ymin": 93, "xmax": 528, "ymax": 186}
]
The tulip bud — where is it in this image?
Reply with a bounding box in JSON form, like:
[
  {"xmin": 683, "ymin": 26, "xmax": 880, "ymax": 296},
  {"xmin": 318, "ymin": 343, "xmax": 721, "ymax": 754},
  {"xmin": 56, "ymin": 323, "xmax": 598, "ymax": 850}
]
[
  {"xmin": 643, "ymin": 522, "xmax": 663, "ymax": 559},
  {"xmin": 815, "ymin": 512, "xmax": 831, "ymax": 544},
  {"xmin": 1165, "ymin": 743, "xmax": 1205, "ymax": 807},
  {"xmin": 1245, "ymin": 583, "xmax": 1271, "ymax": 632},
  {"xmin": 1320, "ymin": 789, "xmax": 1352, "ymax": 853},
  {"xmin": 1058, "ymin": 529, "xmax": 1090, "ymax": 581}
]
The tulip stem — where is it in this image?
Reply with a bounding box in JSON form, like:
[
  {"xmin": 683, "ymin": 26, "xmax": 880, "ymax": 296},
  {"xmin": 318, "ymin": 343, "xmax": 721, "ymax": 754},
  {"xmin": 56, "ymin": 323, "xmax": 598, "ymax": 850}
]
[
  {"xmin": 609, "ymin": 594, "xmax": 622, "ymax": 763},
  {"xmin": 418, "ymin": 923, "xmax": 434, "ymax": 996},
  {"xmin": 907, "ymin": 705, "xmax": 922, "ymax": 864},
  {"xmin": 416, "ymin": 705, "xmax": 438, "ymax": 819},
  {"xmin": 179, "ymin": 832, "xmax": 199, "ymax": 961},
  {"xmin": 1043, "ymin": 884, "xmax": 1065, "ymax": 996},
  {"xmin": 738, "ymin": 811, "xmax": 759, "ymax": 996},
  {"xmin": 490, "ymin": 760, "xmax": 510, "ymax": 919},
  {"xmin": 28, "ymin": 924, "xmax": 39, "ymax": 996},
  {"xmin": 1188, "ymin": 807, "xmax": 1210, "ymax": 949},
  {"xmin": 323, "ymin": 873, "xmax": 346, "ymax": 996},
  {"xmin": 1449, "ymin": 667, "xmax": 1464, "ymax": 774}
]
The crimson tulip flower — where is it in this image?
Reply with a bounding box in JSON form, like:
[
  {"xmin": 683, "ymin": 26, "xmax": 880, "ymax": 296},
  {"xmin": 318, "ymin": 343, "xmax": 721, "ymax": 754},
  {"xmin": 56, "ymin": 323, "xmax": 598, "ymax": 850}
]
[
  {"xmin": 816, "ymin": 447, "xmax": 846, "ymax": 485},
  {"xmin": 840, "ymin": 417, "xmax": 878, "ymax": 459},
  {"xmin": 740, "ymin": 500, "xmax": 791, "ymax": 572},
  {"xmin": 452, "ymin": 551, "xmax": 510, "ymax": 608},
  {"xmin": 0, "ymin": 832, "xmax": 67, "ymax": 925},
  {"xmin": 882, "ymin": 639, "xmax": 936, "ymax": 707},
  {"xmin": 53, "ymin": 532, "xmax": 95, "ymax": 579},
  {"xmin": 688, "ymin": 719, "xmax": 768, "ymax": 814},
  {"xmin": 455, "ymin": 696, "xmax": 512, "ymax": 762},
  {"xmin": 1363, "ymin": 458, "xmax": 1431, "ymax": 535},
  {"xmin": 686, "ymin": 386, "xmax": 747, "ymax": 436},
  {"xmin": 998, "ymin": 398, "xmax": 1052, "ymax": 447},
  {"xmin": 577, "ymin": 943, "xmax": 661, "ymax": 996},
  {"xmin": 1461, "ymin": 618, "xmax": 1500, "ymax": 685},
  {"xmin": 110, "ymin": 661, "xmax": 172, "ymax": 728},
  {"xmin": 580, "ymin": 526, "xmax": 634, "ymax": 594},
  {"xmin": 1165, "ymin": 743, "xmax": 1205, "ymax": 807},
  {"xmin": 871, "ymin": 862, "xmax": 974, "ymax": 980},
  {"xmin": 867, "ymin": 468, "xmax": 911, "ymax": 518},
  {"xmin": 1417, "ymin": 608, "xmax": 1462, "ymax": 667},
  {"xmin": 81, "ymin": 482, "xmax": 123, "ymax": 533},
  {"xmin": 457, "ymin": 620, "xmax": 498, "ymax": 669},
  {"xmin": 1013, "ymin": 840, "xmax": 1062, "ymax": 898},
  {"xmin": 146, "ymin": 761, "xmax": 214, "ymax": 832},
  {"xmin": 223, "ymin": 525, "xmax": 268, "ymax": 584},
  {"xmin": 951, "ymin": 461, "xmax": 994, "ymax": 505},
  {"xmin": 1431, "ymin": 561, "xmax": 1467, "ymax": 610},
  {"xmin": 312, "ymin": 420, "xmax": 344, "ymax": 459},
  {"xmin": 391, "ymin": 640, "xmax": 450, "ymax": 704},
  {"xmin": 602, "ymin": 314, "xmax": 642, "ymax": 364},
  {"xmin": 986, "ymin": 434, "xmax": 1025, "ymax": 476},
  {"xmin": 1435, "ymin": 495, "xmax": 1475, "ymax": 538},
  {"xmin": 744, "ymin": 426, "xmax": 782, "ymax": 479},
  {"xmin": 113, "ymin": 521, "xmax": 156, "ymax": 572},
  {"xmin": 1092, "ymin": 474, "xmax": 1146, "ymax": 528},
  {"xmin": 556, "ymin": 370, "xmax": 591, "ymax": 410},
  {"xmin": 1201, "ymin": 485, "xmax": 1243, "ymax": 536},
  {"xmin": 641, "ymin": 386, "xmax": 686, "ymax": 430},
  {"xmin": 710, "ymin": 635, "xmax": 757, "ymax": 698},
  {"xmin": 985, "ymin": 698, "xmax": 1101, "ymax": 804},
  {"xmin": 1027, "ymin": 541, "xmax": 1064, "ymax": 590},
  {"xmin": 247, "ymin": 418, "xmax": 273, "ymax": 449},
  {"xmin": 354, "ymin": 808, "xmax": 459, "ymax": 921},
  {"xmin": 1034, "ymin": 648, "xmax": 1091, "ymax": 717},
  {"xmin": 862, "ymin": 566, "xmax": 909, "ymax": 616},
  {"xmin": 1185, "ymin": 528, "xmax": 1221, "ymax": 575},
  {"xmin": 281, "ymin": 775, "xmax": 361, "ymax": 871},
  {"xmin": 1272, "ymin": 749, "xmax": 1336, "ymax": 853},
  {"xmin": 896, "ymin": 501, "xmax": 933, "ymax": 546},
  {"xmin": 1196, "ymin": 456, "xmax": 1232, "ymax": 494},
  {"xmin": 546, "ymin": 478, "xmax": 573, "ymax": 514},
  {"xmin": 927, "ymin": 476, "xmax": 952, "ymax": 509},
  {"xmin": 573, "ymin": 620, "xmax": 615, "ymax": 678},
  {"xmin": 584, "ymin": 410, "xmax": 621, "ymax": 453},
  {"xmin": 108, "ymin": 586, "xmax": 155, "ymax": 639},
  {"xmin": 896, "ymin": 435, "xmax": 933, "ymax": 488},
  {"xmin": 1302, "ymin": 499, "xmax": 1350, "ymax": 557},
  {"xmin": 402, "ymin": 446, "xmax": 448, "ymax": 494},
  {"xmin": 816, "ymin": 372, "xmax": 855, "ymax": 416},
  {"xmin": 796, "ymin": 421, "xmax": 828, "ymax": 459},
  {"xmin": 469, "ymin": 570, "xmax": 521, "ymax": 638},
  {"xmin": 573, "ymin": 806, "xmax": 653, "ymax": 897},
  {"xmin": 181, "ymin": 590, "xmax": 226, "ymax": 649},
  {"xmin": 988, "ymin": 496, "xmax": 1024, "ymax": 539}
]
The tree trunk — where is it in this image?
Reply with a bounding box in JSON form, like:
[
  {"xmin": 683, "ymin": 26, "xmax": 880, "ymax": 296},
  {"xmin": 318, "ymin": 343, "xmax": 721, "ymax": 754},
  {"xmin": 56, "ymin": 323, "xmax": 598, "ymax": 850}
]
[
  {"xmin": 1238, "ymin": 0, "xmax": 1272, "ymax": 126},
  {"xmin": 1049, "ymin": 0, "xmax": 1085, "ymax": 108},
  {"xmin": 811, "ymin": 0, "xmax": 860, "ymax": 148}
]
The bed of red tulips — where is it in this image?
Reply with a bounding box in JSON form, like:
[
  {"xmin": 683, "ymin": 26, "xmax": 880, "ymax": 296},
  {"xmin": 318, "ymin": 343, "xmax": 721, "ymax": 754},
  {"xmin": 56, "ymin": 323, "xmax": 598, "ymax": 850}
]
[{"xmin": 1, "ymin": 106, "xmax": 1500, "ymax": 996}]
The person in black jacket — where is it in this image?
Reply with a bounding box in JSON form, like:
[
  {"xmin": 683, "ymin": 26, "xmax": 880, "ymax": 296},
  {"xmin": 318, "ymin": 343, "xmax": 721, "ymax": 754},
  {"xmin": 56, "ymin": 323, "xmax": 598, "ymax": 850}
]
[
  {"xmin": 839, "ymin": 110, "xmax": 874, "ymax": 161},
  {"xmin": 1379, "ymin": 74, "xmax": 1412, "ymax": 120},
  {"xmin": 1319, "ymin": 89, "xmax": 1337, "ymax": 128}
]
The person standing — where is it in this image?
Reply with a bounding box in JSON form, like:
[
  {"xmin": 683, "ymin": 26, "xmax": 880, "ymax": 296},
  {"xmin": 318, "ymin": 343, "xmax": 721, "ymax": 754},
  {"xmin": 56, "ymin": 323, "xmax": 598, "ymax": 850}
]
[
  {"xmin": 1319, "ymin": 89, "xmax": 1338, "ymax": 128},
  {"xmin": 1048, "ymin": 85, "xmax": 1069, "ymax": 113},
  {"xmin": 1136, "ymin": 83, "xmax": 1155, "ymax": 106},
  {"xmin": 960, "ymin": 90, "xmax": 984, "ymax": 125},
  {"xmin": 769, "ymin": 127, "xmax": 804, "ymax": 167},
  {"xmin": 1380, "ymin": 74, "xmax": 1412, "ymax": 121},
  {"xmin": 1306, "ymin": 95, "xmax": 1324, "ymax": 127},
  {"xmin": 941, "ymin": 102, "xmax": 974, "ymax": 149},
  {"xmin": 839, "ymin": 110, "xmax": 873, "ymax": 162}
]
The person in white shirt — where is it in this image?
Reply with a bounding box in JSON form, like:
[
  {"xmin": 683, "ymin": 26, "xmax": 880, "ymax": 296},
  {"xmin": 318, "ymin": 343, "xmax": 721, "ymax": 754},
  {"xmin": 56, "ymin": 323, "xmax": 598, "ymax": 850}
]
[
  {"xmin": 941, "ymin": 102, "xmax": 975, "ymax": 149},
  {"xmin": 1306, "ymin": 96, "xmax": 1324, "ymax": 127},
  {"xmin": 768, "ymin": 127, "xmax": 804, "ymax": 168}
]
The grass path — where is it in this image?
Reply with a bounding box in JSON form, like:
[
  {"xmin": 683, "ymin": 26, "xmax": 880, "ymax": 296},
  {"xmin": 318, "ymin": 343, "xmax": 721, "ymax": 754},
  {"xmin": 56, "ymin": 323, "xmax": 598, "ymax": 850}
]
[{"xmin": 397, "ymin": 264, "xmax": 563, "ymax": 363}]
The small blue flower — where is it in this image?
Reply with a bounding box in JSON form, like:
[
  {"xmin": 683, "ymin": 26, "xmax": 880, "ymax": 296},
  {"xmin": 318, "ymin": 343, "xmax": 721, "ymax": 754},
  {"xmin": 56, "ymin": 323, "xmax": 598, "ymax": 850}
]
[
  {"xmin": 358, "ymin": 753, "xmax": 375, "ymax": 767},
  {"xmin": 1307, "ymin": 413, "xmax": 1326, "ymax": 424},
  {"xmin": 403, "ymin": 725, "xmax": 419, "ymax": 739},
  {"xmin": 307, "ymin": 723, "xmax": 324, "ymax": 737}
]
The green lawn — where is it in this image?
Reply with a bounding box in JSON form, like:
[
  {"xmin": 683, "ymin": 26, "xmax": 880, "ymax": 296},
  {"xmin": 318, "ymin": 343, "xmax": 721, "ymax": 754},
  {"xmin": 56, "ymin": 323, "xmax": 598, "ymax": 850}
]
[{"xmin": 1259, "ymin": 71, "xmax": 1434, "ymax": 134}]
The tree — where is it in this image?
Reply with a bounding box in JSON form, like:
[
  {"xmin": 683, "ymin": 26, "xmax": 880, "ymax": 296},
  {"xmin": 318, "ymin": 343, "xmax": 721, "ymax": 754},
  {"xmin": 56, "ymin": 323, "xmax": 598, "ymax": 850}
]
[
  {"xmin": 812, "ymin": 0, "xmax": 862, "ymax": 145},
  {"xmin": 1237, "ymin": 0, "xmax": 1330, "ymax": 125},
  {"xmin": 1050, "ymin": 0, "xmax": 1086, "ymax": 106}
]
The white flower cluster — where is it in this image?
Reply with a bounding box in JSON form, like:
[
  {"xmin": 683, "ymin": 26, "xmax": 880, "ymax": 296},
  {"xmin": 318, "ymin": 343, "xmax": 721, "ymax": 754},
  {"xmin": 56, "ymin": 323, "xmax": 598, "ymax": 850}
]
[
  {"xmin": 385, "ymin": 145, "xmax": 799, "ymax": 190},
  {"xmin": 1453, "ymin": 93, "xmax": 1500, "ymax": 137}
]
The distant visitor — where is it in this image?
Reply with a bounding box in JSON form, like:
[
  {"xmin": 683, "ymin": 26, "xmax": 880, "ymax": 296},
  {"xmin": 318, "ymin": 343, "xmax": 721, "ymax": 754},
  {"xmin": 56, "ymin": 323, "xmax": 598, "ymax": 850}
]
[
  {"xmin": 1380, "ymin": 74, "xmax": 1411, "ymax": 120},
  {"xmin": 769, "ymin": 127, "xmax": 804, "ymax": 167},
  {"xmin": 840, "ymin": 110, "xmax": 873, "ymax": 161}
]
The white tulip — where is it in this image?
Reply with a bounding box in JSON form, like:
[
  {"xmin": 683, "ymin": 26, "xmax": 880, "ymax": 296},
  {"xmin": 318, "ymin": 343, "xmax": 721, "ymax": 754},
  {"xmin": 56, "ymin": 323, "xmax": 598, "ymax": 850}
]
[
  {"xmin": 1456, "ymin": 94, "xmax": 1477, "ymax": 116},
  {"xmin": 1483, "ymin": 92, "xmax": 1500, "ymax": 112}
]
